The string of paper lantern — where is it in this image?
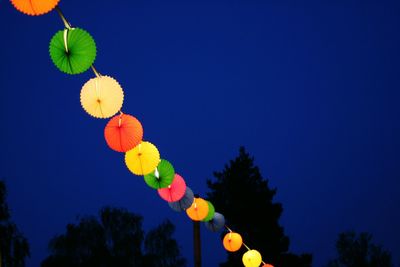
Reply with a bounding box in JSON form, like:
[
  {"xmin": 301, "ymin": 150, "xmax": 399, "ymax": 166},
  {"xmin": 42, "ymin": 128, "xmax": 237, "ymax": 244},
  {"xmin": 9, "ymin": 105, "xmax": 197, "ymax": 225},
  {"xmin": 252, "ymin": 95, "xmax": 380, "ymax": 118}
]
[{"xmin": 10, "ymin": 2, "xmax": 274, "ymax": 266}]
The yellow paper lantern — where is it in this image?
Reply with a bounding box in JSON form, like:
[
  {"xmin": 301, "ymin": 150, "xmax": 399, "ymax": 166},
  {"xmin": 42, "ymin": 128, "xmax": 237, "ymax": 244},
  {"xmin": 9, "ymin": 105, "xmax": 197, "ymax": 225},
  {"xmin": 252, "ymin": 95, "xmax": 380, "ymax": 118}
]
[
  {"xmin": 80, "ymin": 76, "xmax": 124, "ymax": 118},
  {"xmin": 186, "ymin": 197, "xmax": 209, "ymax": 221},
  {"xmin": 125, "ymin": 142, "xmax": 160, "ymax": 175},
  {"xmin": 223, "ymin": 232, "xmax": 242, "ymax": 252},
  {"xmin": 242, "ymin": 250, "xmax": 262, "ymax": 267}
]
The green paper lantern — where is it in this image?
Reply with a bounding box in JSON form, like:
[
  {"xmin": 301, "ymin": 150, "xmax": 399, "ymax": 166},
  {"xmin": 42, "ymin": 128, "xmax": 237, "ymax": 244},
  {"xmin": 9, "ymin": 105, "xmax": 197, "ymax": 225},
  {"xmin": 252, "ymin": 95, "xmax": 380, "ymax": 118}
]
[
  {"xmin": 203, "ymin": 201, "xmax": 215, "ymax": 222},
  {"xmin": 49, "ymin": 28, "xmax": 97, "ymax": 74},
  {"xmin": 144, "ymin": 159, "xmax": 175, "ymax": 189}
]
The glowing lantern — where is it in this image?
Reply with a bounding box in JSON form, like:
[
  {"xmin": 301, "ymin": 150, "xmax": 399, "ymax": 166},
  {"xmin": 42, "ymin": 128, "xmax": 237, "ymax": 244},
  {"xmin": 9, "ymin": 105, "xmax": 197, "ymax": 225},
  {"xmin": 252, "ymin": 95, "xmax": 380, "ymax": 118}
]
[
  {"xmin": 50, "ymin": 28, "xmax": 97, "ymax": 74},
  {"xmin": 262, "ymin": 264, "xmax": 274, "ymax": 267},
  {"xmin": 202, "ymin": 201, "xmax": 215, "ymax": 222},
  {"xmin": 168, "ymin": 187, "xmax": 194, "ymax": 212},
  {"xmin": 11, "ymin": 0, "xmax": 59, "ymax": 16},
  {"xmin": 125, "ymin": 142, "xmax": 160, "ymax": 176},
  {"xmin": 186, "ymin": 197, "xmax": 209, "ymax": 221},
  {"xmin": 242, "ymin": 249, "xmax": 262, "ymax": 267},
  {"xmin": 223, "ymin": 232, "xmax": 242, "ymax": 252},
  {"xmin": 80, "ymin": 76, "xmax": 124, "ymax": 118},
  {"xmin": 204, "ymin": 212, "xmax": 225, "ymax": 232},
  {"xmin": 104, "ymin": 114, "xmax": 143, "ymax": 152},
  {"xmin": 157, "ymin": 174, "xmax": 186, "ymax": 202},
  {"xmin": 144, "ymin": 159, "xmax": 175, "ymax": 189}
]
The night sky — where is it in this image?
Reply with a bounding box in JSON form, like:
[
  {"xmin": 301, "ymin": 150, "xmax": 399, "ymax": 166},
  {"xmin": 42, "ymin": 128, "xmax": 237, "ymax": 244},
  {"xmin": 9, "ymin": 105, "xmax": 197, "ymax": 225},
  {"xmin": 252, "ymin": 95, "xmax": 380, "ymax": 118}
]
[{"xmin": 1, "ymin": 0, "xmax": 399, "ymax": 266}]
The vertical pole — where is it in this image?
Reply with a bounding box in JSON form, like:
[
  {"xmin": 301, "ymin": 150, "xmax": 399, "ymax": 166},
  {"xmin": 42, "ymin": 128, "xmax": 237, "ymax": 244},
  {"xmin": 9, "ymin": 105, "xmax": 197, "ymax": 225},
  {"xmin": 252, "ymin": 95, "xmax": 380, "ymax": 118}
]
[{"xmin": 193, "ymin": 220, "xmax": 201, "ymax": 267}]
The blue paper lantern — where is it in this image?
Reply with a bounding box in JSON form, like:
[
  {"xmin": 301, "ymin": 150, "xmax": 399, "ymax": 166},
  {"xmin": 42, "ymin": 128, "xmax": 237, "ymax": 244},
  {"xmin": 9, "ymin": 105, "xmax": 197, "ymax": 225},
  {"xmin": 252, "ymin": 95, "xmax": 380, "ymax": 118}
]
[
  {"xmin": 204, "ymin": 212, "xmax": 225, "ymax": 232},
  {"xmin": 168, "ymin": 187, "xmax": 194, "ymax": 212}
]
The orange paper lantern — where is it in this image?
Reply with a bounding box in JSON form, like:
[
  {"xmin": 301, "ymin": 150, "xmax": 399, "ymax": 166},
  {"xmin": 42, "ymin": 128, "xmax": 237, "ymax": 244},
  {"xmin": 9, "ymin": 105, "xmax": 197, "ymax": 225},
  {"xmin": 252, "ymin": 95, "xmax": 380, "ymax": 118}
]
[
  {"xmin": 186, "ymin": 197, "xmax": 209, "ymax": 221},
  {"xmin": 104, "ymin": 114, "xmax": 143, "ymax": 152},
  {"xmin": 263, "ymin": 264, "xmax": 274, "ymax": 267},
  {"xmin": 10, "ymin": 0, "xmax": 59, "ymax": 16},
  {"xmin": 223, "ymin": 232, "xmax": 242, "ymax": 252}
]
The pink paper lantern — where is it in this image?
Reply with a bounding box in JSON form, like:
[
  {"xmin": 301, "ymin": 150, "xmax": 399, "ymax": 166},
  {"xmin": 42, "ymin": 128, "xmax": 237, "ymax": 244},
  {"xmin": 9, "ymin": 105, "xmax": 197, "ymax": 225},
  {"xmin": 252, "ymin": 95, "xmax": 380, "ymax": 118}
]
[{"xmin": 157, "ymin": 174, "xmax": 186, "ymax": 202}]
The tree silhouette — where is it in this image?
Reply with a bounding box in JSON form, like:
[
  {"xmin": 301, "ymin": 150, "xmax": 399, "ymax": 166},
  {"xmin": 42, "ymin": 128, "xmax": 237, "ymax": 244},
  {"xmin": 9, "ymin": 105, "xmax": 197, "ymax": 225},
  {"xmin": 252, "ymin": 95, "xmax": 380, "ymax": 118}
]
[
  {"xmin": 326, "ymin": 231, "xmax": 393, "ymax": 267},
  {"xmin": 0, "ymin": 180, "xmax": 30, "ymax": 267},
  {"xmin": 206, "ymin": 147, "xmax": 312, "ymax": 267},
  {"xmin": 143, "ymin": 220, "xmax": 186, "ymax": 267},
  {"xmin": 41, "ymin": 207, "xmax": 186, "ymax": 267}
]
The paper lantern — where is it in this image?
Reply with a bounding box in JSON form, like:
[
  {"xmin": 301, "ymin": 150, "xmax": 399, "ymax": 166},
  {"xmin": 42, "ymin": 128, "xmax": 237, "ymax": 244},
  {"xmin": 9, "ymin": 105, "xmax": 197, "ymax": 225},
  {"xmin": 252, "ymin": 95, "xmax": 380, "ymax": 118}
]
[
  {"xmin": 242, "ymin": 250, "xmax": 262, "ymax": 267},
  {"xmin": 104, "ymin": 114, "xmax": 143, "ymax": 152},
  {"xmin": 144, "ymin": 159, "xmax": 175, "ymax": 189},
  {"xmin": 223, "ymin": 232, "xmax": 242, "ymax": 252},
  {"xmin": 157, "ymin": 174, "xmax": 186, "ymax": 202},
  {"xmin": 262, "ymin": 264, "xmax": 274, "ymax": 267},
  {"xmin": 168, "ymin": 187, "xmax": 194, "ymax": 212},
  {"xmin": 10, "ymin": 0, "xmax": 59, "ymax": 16},
  {"xmin": 125, "ymin": 142, "xmax": 160, "ymax": 176},
  {"xmin": 186, "ymin": 197, "xmax": 209, "ymax": 221},
  {"xmin": 49, "ymin": 28, "xmax": 96, "ymax": 74},
  {"xmin": 202, "ymin": 201, "xmax": 215, "ymax": 222},
  {"xmin": 204, "ymin": 212, "xmax": 225, "ymax": 232},
  {"xmin": 80, "ymin": 76, "xmax": 124, "ymax": 118}
]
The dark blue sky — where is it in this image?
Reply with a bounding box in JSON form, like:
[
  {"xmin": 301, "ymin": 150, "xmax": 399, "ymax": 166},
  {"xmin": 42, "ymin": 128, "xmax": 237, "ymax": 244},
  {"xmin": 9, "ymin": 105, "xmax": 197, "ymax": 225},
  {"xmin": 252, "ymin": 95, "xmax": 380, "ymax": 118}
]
[{"xmin": 1, "ymin": 0, "xmax": 399, "ymax": 266}]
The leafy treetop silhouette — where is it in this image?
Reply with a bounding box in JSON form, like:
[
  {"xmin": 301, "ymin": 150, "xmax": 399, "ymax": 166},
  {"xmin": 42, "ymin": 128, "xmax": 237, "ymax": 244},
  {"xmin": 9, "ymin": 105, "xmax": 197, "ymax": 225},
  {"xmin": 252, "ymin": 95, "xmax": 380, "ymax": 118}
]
[
  {"xmin": 143, "ymin": 218, "xmax": 186, "ymax": 266},
  {"xmin": 41, "ymin": 206, "xmax": 186, "ymax": 267},
  {"xmin": 206, "ymin": 147, "xmax": 312, "ymax": 267},
  {"xmin": 0, "ymin": 180, "xmax": 30, "ymax": 267},
  {"xmin": 326, "ymin": 231, "xmax": 393, "ymax": 267}
]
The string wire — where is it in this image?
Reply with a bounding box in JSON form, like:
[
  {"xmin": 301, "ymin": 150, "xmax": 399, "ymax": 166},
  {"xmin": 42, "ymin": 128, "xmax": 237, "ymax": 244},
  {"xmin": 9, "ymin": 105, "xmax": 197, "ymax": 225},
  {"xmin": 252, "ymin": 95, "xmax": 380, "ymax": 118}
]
[{"xmin": 55, "ymin": 6, "xmax": 71, "ymax": 29}]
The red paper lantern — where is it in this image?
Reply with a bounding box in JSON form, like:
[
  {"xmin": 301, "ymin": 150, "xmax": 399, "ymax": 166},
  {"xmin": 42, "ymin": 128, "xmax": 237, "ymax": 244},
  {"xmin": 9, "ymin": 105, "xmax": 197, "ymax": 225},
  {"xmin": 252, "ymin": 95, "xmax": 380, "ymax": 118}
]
[{"xmin": 104, "ymin": 113, "xmax": 143, "ymax": 152}]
